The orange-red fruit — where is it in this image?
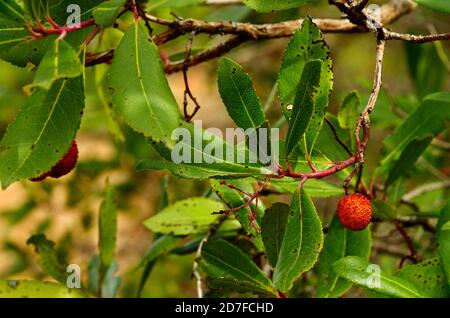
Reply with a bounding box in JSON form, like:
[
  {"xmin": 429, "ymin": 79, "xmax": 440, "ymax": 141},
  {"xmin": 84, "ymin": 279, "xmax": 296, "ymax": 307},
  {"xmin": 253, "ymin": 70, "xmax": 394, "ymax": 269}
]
[
  {"xmin": 30, "ymin": 141, "xmax": 78, "ymax": 182},
  {"xmin": 337, "ymin": 193, "xmax": 372, "ymax": 231}
]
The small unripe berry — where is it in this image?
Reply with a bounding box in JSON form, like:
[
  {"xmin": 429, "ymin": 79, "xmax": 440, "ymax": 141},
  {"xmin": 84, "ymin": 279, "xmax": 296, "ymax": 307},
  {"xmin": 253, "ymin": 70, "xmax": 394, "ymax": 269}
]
[
  {"xmin": 30, "ymin": 141, "xmax": 78, "ymax": 182},
  {"xmin": 337, "ymin": 193, "xmax": 372, "ymax": 231}
]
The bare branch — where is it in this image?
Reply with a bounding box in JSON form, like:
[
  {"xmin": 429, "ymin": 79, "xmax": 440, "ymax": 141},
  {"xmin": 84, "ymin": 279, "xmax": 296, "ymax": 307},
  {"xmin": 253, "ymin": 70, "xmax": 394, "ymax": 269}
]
[
  {"xmin": 384, "ymin": 30, "xmax": 450, "ymax": 43},
  {"xmin": 403, "ymin": 181, "xmax": 450, "ymax": 201}
]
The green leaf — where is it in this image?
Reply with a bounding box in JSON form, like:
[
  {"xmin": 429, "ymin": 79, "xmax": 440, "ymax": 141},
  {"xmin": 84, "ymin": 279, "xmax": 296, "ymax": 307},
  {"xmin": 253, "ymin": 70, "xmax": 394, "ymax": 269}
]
[
  {"xmin": 242, "ymin": 0, "xmax": 308, "ymax": 12},
  {"xmin": 414, "ymin": 0, "xmax": 450, "ymax": 14},
  {"xmin": 100, "ymin": 261, "xmax": 121, "ymax": 298},
  {"xmin": 141, "ymin": 121, "xmax": 273, "ymax": 179},
  {"xmin": 143, "ymin": 197, "xmax": 224, "ymax": 235},
  {"xmin": 377, "ymin": 92, "xmax": 450, "ymax": 177},
  {"xmin": 0, "ymin": 280, "xmax": 87, "ymax": 298},
  {"xmin": 218, "ymin": 58, "xmax": 265, "ymax": 130},
  {"xmin": 437, "ymin": 200, "xmax": 450, "ymax": 286},
  {"xmin": 317, "ymin": 216, "xmax": 371, "ymax": 298},
  {"xmin": 338, "ymin": 91, "xmax": 360, "ymax": 130},
  {"xmin": 261, "ymin": 202, "xmax": 289, "ymax": 268},
  {"xmin": 273, "ymin": 188, "xmax": 323, "ymax": 291},
  {"xmin": 200, "ymin": 239, "xmax": 274, "ymax": 294},
  {"xmin": 109, "ymin": 21, "xmax": 181, "ymax": 146},
  {"xmin": 332, "ymin": 256, "xmax": 424, "ymax": 298},
  {"xmin": 31, "ymin": 39, "xmax": 83, "ymax": 90},
  {"xmin": 385, "ymin": 137, "xmax": 433, "ymax": 188},
  {"xmin": 0, "ymin": 76, "xmax": 84, "ymax": 189},
  {"xmin": 315, "ymin": 114, "xmax": 352, "ymax": 162},
  {"xmin": 93, "ymin": 0, "xmax": 127, "ymax": 27},
  {"xmin": 285, "ymin": 59, "xmax": 322, "ymax": 158},
  {"xmin": 209, "ymin": 178, "xmax": 265, "ymax": 251},
  {"xmin": 207, "ymin": 277, "xmax": 277, "ymax": 297},
  {"xmin": 405, "ymin": 42, "xmax": 446, "ymax": 99},
  {"xmin": 26, "ymin": 234, "xmax": 67, "ymax": 284},
  {"xmin": 99, "ymin": 180, "xmax": 117, "ymax": 270},
  {"xmin": 371, "ymin": 199, "xmax": 396, "ymax": 221},
  {"xmin": 0, "ymin": 0, "xmax": 24, "ymax": 20},
  {"xmin": 279, "ymin": 17, "xmax": 333, "ymax": 152},
  {"xmin": 396, "ymin": 258, "xmax": 449, "ymax": 298},
  {"xmin": 140, "ymin": 235, "xmax": 181, "ymax": 266}
]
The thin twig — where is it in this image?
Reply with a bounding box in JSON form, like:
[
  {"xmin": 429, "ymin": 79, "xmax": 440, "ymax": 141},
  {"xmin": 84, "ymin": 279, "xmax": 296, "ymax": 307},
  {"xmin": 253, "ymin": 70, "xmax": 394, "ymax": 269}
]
[
  {"xmin": 192, "ymin": 216, "xmax": 227, "ymax": 298},
  {"xmin": 183, "ymin": 32, "xmax": 202, "ymax": 121},
  {"xmin": 402, "ymin": 181, "xmax": 450, "ymax": 201}
]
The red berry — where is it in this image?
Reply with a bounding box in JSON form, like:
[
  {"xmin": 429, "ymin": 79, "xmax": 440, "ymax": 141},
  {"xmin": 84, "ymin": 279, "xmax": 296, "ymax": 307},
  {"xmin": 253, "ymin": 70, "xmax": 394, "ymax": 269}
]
[
  {"xmin": 30, "ymin": 141, "xmax": 78, "ymax": 182},
  {"xmin": 337, "ymin": 193, "xmax": 372, "ymax": 231}
]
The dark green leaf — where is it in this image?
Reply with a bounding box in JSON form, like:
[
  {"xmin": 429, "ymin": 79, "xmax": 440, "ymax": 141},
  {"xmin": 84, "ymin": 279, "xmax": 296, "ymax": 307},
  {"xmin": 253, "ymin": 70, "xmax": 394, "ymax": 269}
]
[
  {"xmin": 371, "ymin": 200, "xmax": 396, "ymax": 221},
  {"xmin": 261, "ymin": 202, "xmax": 289, "ymax": 268},
  {"xmin": 332, "ymin": 256, "xmax": 424, "ymax": 298},
  {"xmin": 0, "ymin": 0, "xmax": 24, "ymax": 20},
  {"xmin": 385, "ymin": 137, "xmax": 433, "ymax": 188},
  {"xmin": 279, "ymin": 17, "xmax": 333, "ymax": 152},
  {"xmin": 285, "ymin": 59, "xmax": 322, "ymax": 157},
  {"xmin": 317, "ymin": 216, "xmax": 371, "ymax": 298},
  {"xmin": 200, "ymin": 239, "xmax": 274, "ymax": 293},
  {"xmin": 93, "ymin": 0, "xmax": 127, "ymax": 27},
  {"xmin": 273, "ymin": 188, "xmax": 323, "ymax": 291},
  {"xmin": 207, "ymin": 277, "xmax": 277, "ymax": 297},
  {"xmin": 218, "ymin": 58, "xmax": 265, "ymax": 130},
  {"xmin": 0, "ymin": 76, "xmax": 84, "ymax": 188},
  {"xmin": 377, "ymin": 92, "xmax": 450, "ymax": 177}
]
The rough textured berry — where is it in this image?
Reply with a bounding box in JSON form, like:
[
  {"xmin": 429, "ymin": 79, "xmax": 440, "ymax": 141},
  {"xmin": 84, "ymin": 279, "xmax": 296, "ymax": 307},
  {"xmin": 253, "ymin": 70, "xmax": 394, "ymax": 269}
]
[
  {"xmin": 337, "ymin": 193, "xmax": 372, "ymax": 231},
  {"xmin": 30, "ymin": 141, "xmax": 78, "ymax": 182}
]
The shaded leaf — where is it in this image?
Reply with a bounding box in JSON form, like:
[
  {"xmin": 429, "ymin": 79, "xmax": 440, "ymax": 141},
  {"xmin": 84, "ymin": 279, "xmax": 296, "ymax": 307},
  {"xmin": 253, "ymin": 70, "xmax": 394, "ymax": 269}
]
[
  {"xmin": 200, "ymin": 239, "xmax": 274, "ymax": 293},
  {"xmin": 285, "ymin": 59, "xmax": 322, "ymax": 157},
  {"xmin": 261, "ymin": 202, "xmax": 289, "ymax": 267},
  {"xmin": 279, "ymin": 17, "xmax": 333, "ymax": 152},
  {"xmin": 414, "ymin": 0, "xmax": 450, "ymax": 14},
  {"xmin": 207, "ymin": 277, "xmax": 277, "ymax": 297},
  {"xmin": 273, "ymin": 188, "xmax": 323, "ymax": 291}
]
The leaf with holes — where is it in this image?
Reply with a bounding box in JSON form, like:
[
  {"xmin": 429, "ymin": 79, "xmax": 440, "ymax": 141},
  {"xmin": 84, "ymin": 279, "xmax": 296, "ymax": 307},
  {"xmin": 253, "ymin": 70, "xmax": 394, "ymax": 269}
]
[
  {"xmin": 272, "ymin": 188, "xmax": 323, "ymax": 292},
  {"xmin": 285, "ymin": 59, "xmax": 322, "ymax": 158},
  {"xmin": 143, "ymin": 197, "xmax": 224, "ymax": 235},
  {"xmin": 279, "ymin": 16, "xmax": 333, "ymax": 153},
  {"xmin": 218, "ymin": 58, "xmax": 266, "ymax": 130}
]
